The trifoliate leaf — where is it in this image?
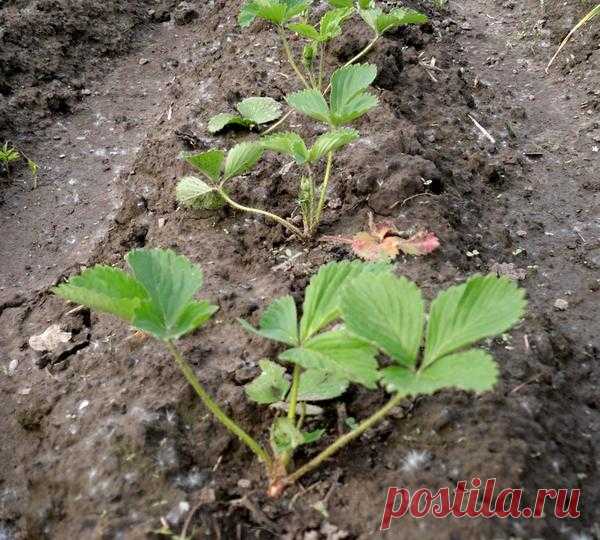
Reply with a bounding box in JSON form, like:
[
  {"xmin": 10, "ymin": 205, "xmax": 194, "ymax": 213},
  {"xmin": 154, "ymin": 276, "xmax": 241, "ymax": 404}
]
[
  {"xmin": 300, "ymin": 260, "xmax": 391, "ymax": 340},
  {"xmin": 341, "ymin": 273, "xmax": 424, "ymax": 367},
  {"xmin": 126, "ymin": 249, "xmax": 218, "ymax": 341},
  {"xmin": 280, "ymin": 329, "xmax": 380, "ymax": 389},
  {"xmin": 208, "ymin": 113, "xmax": 252, "ymax": 134},
  {"xmin": 329, "ymin": 64, "xmax": 378, "ymax": 125},
  {"xmin": 286, "ymin": 89, "xmax": 331, "ymax": 124},
  {"xmin": 239, "ymin": 295, "xmax": 299, "ymax": 346},
  {"xmin": 236, "ymin": 97, "xmax": 283, "ymax": 125},
  {"xmin": 381, "ymin": 349, "xmax": 498, "ymax": 396},
  {"xmin": 53, "ymin": 265, "xmax": 149, "ymax": 323},
  {"xmin": 183, "ymin": 149, "xmax": 224, "ymax": 182},
  {"xmin": 297, "ymin": 369, "xmax": 349, "ymax": 401},
  {"xmin": 246, "ymin": 359, "xmax": 291, "ymax": 404},
  {"xmin": 309, "ymin": 128, "xmax": 359, "ymax": 161},
  {"xmin": 288, "ymin": 22, "xmax": 322, "ymax": 41},
  {"xmin": 223, "ymin": 142, "xmax": 264, "ymax": 180},
  {"xmin": 261, "ymin": 132, "xmax": 310, "ymax": 164},
  {"xmin": 424, "ymin": 274, "xmax": 527, "ymax": 367}
]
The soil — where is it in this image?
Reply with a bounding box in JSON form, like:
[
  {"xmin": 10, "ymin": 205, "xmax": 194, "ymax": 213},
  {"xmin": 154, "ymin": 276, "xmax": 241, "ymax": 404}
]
[{"xmin": 1, "ymin": 0, "xmax": 599, "ymax": 539}]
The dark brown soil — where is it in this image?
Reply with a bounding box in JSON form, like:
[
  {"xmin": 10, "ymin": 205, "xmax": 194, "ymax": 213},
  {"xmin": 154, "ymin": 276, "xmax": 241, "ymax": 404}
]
[{"xmin": 1, "ymin": 0, "xmax": 599, "ymax": 539}]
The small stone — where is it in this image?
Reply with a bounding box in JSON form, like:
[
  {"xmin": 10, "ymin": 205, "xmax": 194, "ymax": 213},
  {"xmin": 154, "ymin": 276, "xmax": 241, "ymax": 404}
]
[
  {"xmin": 237, "ymin": 478, "xmax": 251, "ymax": 489},
  {"xmin": 81, "ymin": 89, "xmax": 92, "ymax": 96},
  {"xmin": 8, "ymin": 359, "xmax": 18, "ymax": 375},
  {"xmin": 139, "ymin": 58, "xmax": 149, "ymax": 66},
  {"xmin": 554, "ymin": 298, "xmax": 569, "ymax": 311},
  {"xmin": 516, "ymin": 230, "xmax": 527, "ymax": 237},
  {"xmin": 158, "ymin": 217, "xmax": 166, "ymax": 229}
]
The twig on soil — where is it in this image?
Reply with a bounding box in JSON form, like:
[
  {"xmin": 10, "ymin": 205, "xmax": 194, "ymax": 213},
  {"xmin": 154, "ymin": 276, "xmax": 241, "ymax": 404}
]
[
  {"xmin": 180, "ymin": 500, "xmax": 206, "ymax": 539},
  {"xmin": 468, "ymin": 114, "xmax": 496, "ymax": 144},
  {"xmin": 510, "ymin": 375, "xmax": 541, "ymax": 394},
  {"xmin": 390, "ymin": 192, "xmax": 432, "ymax": 209}
]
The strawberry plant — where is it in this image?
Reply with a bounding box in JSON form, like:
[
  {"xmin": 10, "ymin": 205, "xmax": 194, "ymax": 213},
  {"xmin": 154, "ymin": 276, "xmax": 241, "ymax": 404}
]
[
  {"xmin": 54, "ymin": 250, "xmax": 526, "ymax": 497},
  {"xmin": 176, "ymin": 1, "xmax": 428, "ymax": 239}
]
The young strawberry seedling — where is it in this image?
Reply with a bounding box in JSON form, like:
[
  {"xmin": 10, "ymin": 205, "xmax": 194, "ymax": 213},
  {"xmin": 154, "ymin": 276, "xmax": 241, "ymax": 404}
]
[
  {"xmin": 176, "ymin": 1, "xmax": 428, "ymax": 239},
  {"xmin": 0, "ymin": 141, "xmax": 39, "ymax": 188},
  {"xmin": 54, "ymin": 250, "xmax": 526, "ymax": 498}
]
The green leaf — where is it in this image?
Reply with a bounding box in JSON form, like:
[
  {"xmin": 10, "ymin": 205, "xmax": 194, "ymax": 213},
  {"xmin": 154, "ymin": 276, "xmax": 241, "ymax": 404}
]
[
  {"xmin": 309, "ymin": 128, "xmax": 359, "ymax": 161},
  {"xmin": 329, "ymin": 64, "xmax": 378, "ymax": 126},
  {"xmin": 270, "ymin": 417, "xmax": 306, "ymax": 454},
  {"xmin": 223, "ymin": 142, "xmax": 264, "ymax": 180},
  {"xmin": 176, "ymin": 176, "xmax": 225, "ymax": 210},
  {"xmin": 280, "ymin": 329, "xmax": 380, "ymax": 389},
  {"xmin": 284, "ymin": 0, "xmax": 313, "ymax": 20},
  {"xmin": 237, "ymin": 97, "xmax": 283, "ymax": 124},
  {"xmin": 326, "ymin": 0, "xmax": 353, "ymax": 7},
  {"xmin": 27, "ymin": 159, "xmax": 39, "ymax": 177},
  {"xmin": 208, "ymin": 113, "xmax": 252, "ymax": 134},
  {"xmin": 297, "ymin": 369, "xmax": 349, "ymax": 401},
  {"xmin": 302, "ymin": 428, "xmax": 325, "ymax": 444},
  {"xmin": 341, "ymin": 273, "xmax": 424, "ymax": 368},
  {"xmin": 52, "ymin": 265, "xmax": 149, "ymax": 323},
  {"xmin": 261, "ymin": 132, "xmax": 310, "ymax": 164},
  {"xmin": 288, "ymin": 22, "xmax": 322, "ymax": 40},
  {"xmin": 239, "ymin": 0, "xmax": 260, "ymax": 27},
  {"xmin": 381, "ymin": 349, "xmax": 499, "ymax": 396},
  {"xmin": 286, "ymin": 89, "xmax": 331, "ymax": 124},
  {"xmin": 300, "ymin": 260, "xmax": 391, "ymax": 340},
  {"xmin": 424, "ymin": 275, "xmax": 527, "ymax": 367},
  {"xmin": 239, "ymin": 295, "xmax": 299, "ymax": 346},
  {"xmin": 246, "ymin": 359, "xmax": 290, "ymax": 404},
  {"xmin": 126, "ymin": 249, "xmax": 217, "ymax": 340},
  {"xmin": 360, "ymin": 7, "xmax": 427, "ymax": 35},
  {"xmin": 254, "ymin": 0, "xmax": 288, "ymax": 25},
  {"xmin": 319, "ymin": 8, "xmax": 353, "ymax": 41},
  {"xmin": 184, "ymin": 150, "xmax": 224, "ymax": 182}
]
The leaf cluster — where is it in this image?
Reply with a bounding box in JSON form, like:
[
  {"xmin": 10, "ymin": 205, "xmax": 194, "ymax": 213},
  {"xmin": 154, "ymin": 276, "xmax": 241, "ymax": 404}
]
[
  {"xmin": 242, "ymin": 263, "xmax": 526, "ymax": 416},
  {"xmin": 53, "ymin": 248, "xmax": 218, "ymax": 341}
]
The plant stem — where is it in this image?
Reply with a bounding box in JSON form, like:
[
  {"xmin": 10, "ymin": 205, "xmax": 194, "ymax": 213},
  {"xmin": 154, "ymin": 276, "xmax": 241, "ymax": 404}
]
[
  {"xmin": 310, "ymin": 151, "xmax": 333, "ymax": 235},
  {"xmin": 262, "ymin": 110, "xmax": 293, "ymax": 135},
  {"xmin": 166, "ymin": 341, "xmax": 272, "ymax": 467},
  {"xmin": 318, "ymin": 42, "xmax": 325, "ymax": 91},
  {"xmin": 278, "ymin": 26, "xmax": 310, "ymax": 89},
  {"xmin": 219, "ymin": 189, "xmax": 306, "ymax": 239},
  {"xmin": 282, "ymin": 364, "xmax": 302, "ymax": 468},
  {"xmin": 287, "ymin": 364, "xmax": 301, "ymax": 423},
  {"xmin": 284, "ymin": 391, "xmax": 405, "ymax": 486}
]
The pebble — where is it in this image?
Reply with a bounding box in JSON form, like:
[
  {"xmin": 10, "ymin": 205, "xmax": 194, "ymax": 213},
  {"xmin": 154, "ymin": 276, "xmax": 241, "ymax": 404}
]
[
  {"xmin": 237, "ymin": 478, "xmax": 251, "ymax": 489},
  {"xmin": 139, "ymin": 58, "xmax": 149, "ymax": 65},
  {"xmin": 554, "ymin": 298, "xmax": 569, "ymax": 311}
]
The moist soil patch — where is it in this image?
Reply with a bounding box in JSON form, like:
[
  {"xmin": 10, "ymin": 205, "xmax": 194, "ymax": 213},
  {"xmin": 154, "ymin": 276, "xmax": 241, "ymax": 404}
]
[{"xmin": 1, "ymin": 0, "xmax": 599, "ymax": 539}]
